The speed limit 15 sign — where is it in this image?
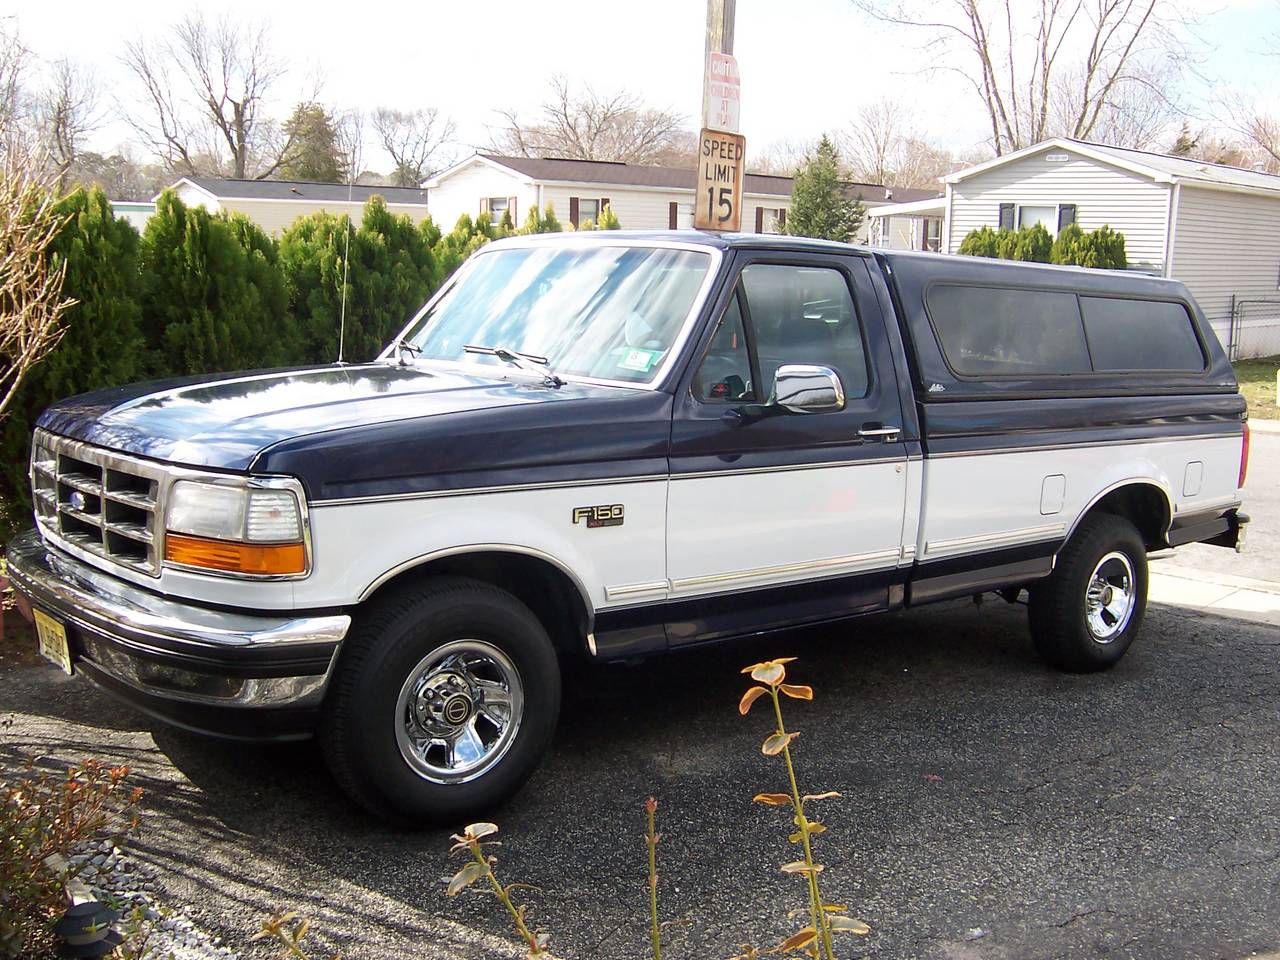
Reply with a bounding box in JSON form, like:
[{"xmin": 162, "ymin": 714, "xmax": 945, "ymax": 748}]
[{"xmin": 695, "ymin": 127, "xmax": 746, "ymax": 232}]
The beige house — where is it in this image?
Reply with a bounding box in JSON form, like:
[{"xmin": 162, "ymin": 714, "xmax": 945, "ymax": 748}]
[
  {"xmin": 424, "ymin": 153, "xmax": 934, "ymax": 241},
  {"xmin": 161, "ymin": 177, "xmax": 431, "ymax": 235},
  {"xmin": 869, "ymin": 138, "xmax": 1280, "ymax": 358}
]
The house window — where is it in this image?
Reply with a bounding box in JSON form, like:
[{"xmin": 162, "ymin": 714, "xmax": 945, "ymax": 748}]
[
  {"xmin": 483, "ymin": 197, "xmax": 510, "ymax": 223},
  {"xmin": 1017, "ymin": 205, "xmax": 1057, "ymax": 232},
  {"xmin": 575, "ymin": 198, "xmax": 600, "ymax": 225},
  {"xmin": 753, "ymin": 206, "xmax": 786, "ymax": 233},
  {"xmin": 1010, "ymin": 203, "xmax": 1077, "ymax": 235},
  {"xmin": 923, "ymin": 217, "xmax": 942, "ymax": 252}
]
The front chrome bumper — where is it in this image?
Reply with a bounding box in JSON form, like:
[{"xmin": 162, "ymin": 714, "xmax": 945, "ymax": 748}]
[{"xmin": 6, "ymin": 530, "xmax": 350, "ymax": 740}]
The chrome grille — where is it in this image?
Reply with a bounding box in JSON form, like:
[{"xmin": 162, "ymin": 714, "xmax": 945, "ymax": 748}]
[{"xmin": 31, "ymin": 430, "xmax": 164, "ymax": 576}]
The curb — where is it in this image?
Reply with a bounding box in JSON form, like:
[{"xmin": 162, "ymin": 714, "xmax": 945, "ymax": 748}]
[{"xmin": 1249, "ymin": 418, "xmax": 1280, "ymax": 434}]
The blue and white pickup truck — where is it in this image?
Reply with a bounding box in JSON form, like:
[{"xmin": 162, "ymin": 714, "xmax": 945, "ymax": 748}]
[{"xmin": 7, "ymin": 231, "xmax": 1249, "ymax": 822}]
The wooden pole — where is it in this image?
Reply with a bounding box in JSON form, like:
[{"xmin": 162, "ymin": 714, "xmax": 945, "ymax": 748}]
[{"xmin": 701, "ymin": 0, "xmax": 736, "ymax": 127}]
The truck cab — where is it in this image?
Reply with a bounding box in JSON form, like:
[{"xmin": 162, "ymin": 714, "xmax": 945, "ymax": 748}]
[{"xmin": 8, "ymin": 231, "xmax": 1248, "ymax": 823}]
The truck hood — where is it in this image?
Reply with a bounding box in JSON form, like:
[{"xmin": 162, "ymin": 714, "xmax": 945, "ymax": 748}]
[{"xmin": 37, "ymin": 363, "xmax": 623, "ymax": 471}]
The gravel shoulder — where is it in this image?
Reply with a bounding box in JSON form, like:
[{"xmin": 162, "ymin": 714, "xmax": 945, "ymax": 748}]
[{"xmin": 3, "ymin": 595, "xmax": 1279, "ymax": 960}]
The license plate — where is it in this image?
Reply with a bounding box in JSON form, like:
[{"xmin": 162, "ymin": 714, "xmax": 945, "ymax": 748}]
[{"xmin": 33, "ymin": 609, "xmax": 72, "ymax": 675}]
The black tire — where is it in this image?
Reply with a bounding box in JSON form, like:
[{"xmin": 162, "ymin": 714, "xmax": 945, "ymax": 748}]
[
  {"xmin": 1028, "ymin": 513, "xmax": 1149, "ymax": 673},
  {"xmin": 320, "ymin": 576, "xmax": 561, "ymax": 825}
]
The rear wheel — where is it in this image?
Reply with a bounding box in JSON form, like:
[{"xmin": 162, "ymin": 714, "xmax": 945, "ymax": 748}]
[
  {"xmin": 321, "ymin": 577, "xmax": 560, "ymax": 824},
  {"xmin": 1028, "ymin": 513, "xmax": 1148, "ymax": 673}
]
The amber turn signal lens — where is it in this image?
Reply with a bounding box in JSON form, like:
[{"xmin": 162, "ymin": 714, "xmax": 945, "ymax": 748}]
[{"xmin": 165, "ymin": 533, "xmax": 306, "ymax": 576}]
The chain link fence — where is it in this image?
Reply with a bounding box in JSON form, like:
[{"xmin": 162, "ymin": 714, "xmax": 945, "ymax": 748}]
[{"xmin": 1227, "ymin": 296, "xmax": 1280, "ymax": 360}]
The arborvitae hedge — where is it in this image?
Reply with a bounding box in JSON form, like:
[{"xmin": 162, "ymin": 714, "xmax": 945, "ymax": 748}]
[
  {"xmin": 279, "ymin": 197, "xmax": 440, "ymax": 364},
  {"xmin": 960, "ymin": 222, "xmax": 1127, "ymax": 268},
  {"xmin": 0, "ymin": 188, "xmax": 146, "ymax": 526},
  {"xmin": 140, "ymin": 192, "xmax": 291, "ymax": 377}
]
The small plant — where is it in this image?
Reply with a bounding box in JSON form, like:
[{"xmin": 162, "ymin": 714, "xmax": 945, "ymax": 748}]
[
  {"xmin": 252, "ymin": 910, "xmax": 341, "ymax": 959},
  {"xmin": 445, "ymin": 822, "xmax": 551, "ymax": 958},
  {"xmin": 0, "ymin": 758, "xmax": 142, "ymax": 959},
  {"xmin": 436, "ymin": 658, "xmax": 872, "ymax": 958},
  {"xmin": 739, "ymin": 658, "xmax": 870, "ymax": 958},
  {"xmin": 645, "ymin": 796, "xmax": 661, "ymax": 960}
]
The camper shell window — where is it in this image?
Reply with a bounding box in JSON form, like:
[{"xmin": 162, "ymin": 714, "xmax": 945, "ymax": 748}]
[{"xmin": 925, "ymin": 284, "xmax": 1207, "ymax": 379}]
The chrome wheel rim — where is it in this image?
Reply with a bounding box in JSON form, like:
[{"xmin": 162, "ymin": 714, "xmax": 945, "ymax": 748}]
[
  {"xmin": 1084, "ymin": 551, "xmax": 1136, "ymax": 643},
  {"xmin": 394, "ymin": 640, "xmax": 524, "ymax": 784}
]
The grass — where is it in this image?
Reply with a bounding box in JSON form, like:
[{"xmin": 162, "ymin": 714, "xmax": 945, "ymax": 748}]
[{"xmin": 1235, "ymin": 356, "xmax": 1280, "ymax": 421}]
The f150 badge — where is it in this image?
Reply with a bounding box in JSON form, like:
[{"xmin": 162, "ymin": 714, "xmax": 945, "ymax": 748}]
[{"xmin": 572, "ymin": 504, "xmax": 625, "ymax": 528}]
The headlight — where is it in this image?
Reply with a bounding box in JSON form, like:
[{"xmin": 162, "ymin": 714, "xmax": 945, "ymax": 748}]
[{"xmin": 164, "ymin": 480, "xmax": 307, "ymax": 577}]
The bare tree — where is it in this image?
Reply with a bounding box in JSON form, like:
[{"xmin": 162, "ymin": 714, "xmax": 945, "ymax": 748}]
[
  {"xmin": 491, "ymin": 76, "xmax": 690, "ymax": 165},
  {"xmin": 122, "ymin": 14, "xmax": 306, "ymax": 179},
  {"xmin": 856, "ymin": 0, "xmax": 1193, "ymax": 154},
  {"xmin": 840, "ymin": 99, "xmax": 967, "ymax": 189},
  {"xmin": 748, "ymin": 138, "xmax": 814, "ymax": 176},
  {"xmin": 1219, "ymin": 30, "xmax": 1280, "ymax": 173},
  {"xmin": 0, "ymin": 148, "xmax": 75, "ymax": 421},
  {"xmin": 372, "ymin": 107, "xmax": 454, "ymax": 186},
  {"xmin": 35, "ymin": 59, "xmax": 102, "ymax": 188},
  {"xmin": 0, "ymin": 19, "xmax": 31, "ymax": 149}
]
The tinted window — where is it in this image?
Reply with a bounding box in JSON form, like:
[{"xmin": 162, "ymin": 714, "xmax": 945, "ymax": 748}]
[
  {"xmin": 1081, "ymin": 297, "xmax": 1205, "ymax": 371},
  {"xmin": 693, "ymin": 293, "xmax": 755, "ymax": 402},
  {"xmin": 741, "ymin": 264, "xmax": 869, "ymax": 399},
  {"xmin": 926, "ymin": 285, "xmax": 1091, "ymax": 376}
]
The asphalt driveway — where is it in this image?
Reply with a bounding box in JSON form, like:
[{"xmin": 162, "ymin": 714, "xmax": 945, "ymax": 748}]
[{"xmin": 3, "ymin": 592, "xmax": 1279, "ymax": 960}]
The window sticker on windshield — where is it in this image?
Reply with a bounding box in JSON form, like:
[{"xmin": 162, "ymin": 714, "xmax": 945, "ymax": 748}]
[{"xmin": 618, "ymin": 348, "xmax": 661, "ymax": 372}]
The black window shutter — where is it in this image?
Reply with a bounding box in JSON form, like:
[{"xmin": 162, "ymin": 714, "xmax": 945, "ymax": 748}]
[
  {"xmin": 569, "ymin": 197, "xmax": 580, "ymax": 227},
  {"xmin": 1057, "ymin": 204, "xmax": 1077, "ymax": 231},
  {"xmin": 599, "ymin": 197, "xmax": 610, "ymax": 213},
  {"xmin": 668, "ymin": 201, "xmax": 678, "ymax": 229},
  {"xmin": 755, "ymin": 206, "xmax": 764, "ymax": 232},
  {"xmin": 998, "ymin": 203, "xmax": 1015, "ymax": 230}
]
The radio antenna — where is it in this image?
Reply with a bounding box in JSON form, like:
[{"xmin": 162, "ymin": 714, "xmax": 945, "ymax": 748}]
[{"xmin": 337, "ymin": 116, "xmax": 361, "ymax": 364}]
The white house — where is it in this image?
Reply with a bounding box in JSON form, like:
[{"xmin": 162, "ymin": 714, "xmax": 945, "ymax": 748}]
[
  {"xmin": 424, "ymin": 153, "xmax": 938, "ymax": 241},
  {"xmin": 872, "ymin": 138, "xmax": 1280, "ymax": 358},
  {"xmin": 160, "ymin": 177, "xmax": 431, "ymax": 235}
]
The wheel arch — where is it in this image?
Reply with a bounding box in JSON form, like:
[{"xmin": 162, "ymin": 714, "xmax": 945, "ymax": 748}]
[
  {"xmin": 1064, "ymin": 479, "xmax": 1174, "ymax": 552},
  {"xmin": 357, "ymin": 545, "xmax": 595, "ymax": 657}
]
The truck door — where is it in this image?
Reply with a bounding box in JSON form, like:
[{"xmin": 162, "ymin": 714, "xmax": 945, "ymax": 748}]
[{"xmin": 665, "ymin": 252, "xmax": 909, "ymax": 645}]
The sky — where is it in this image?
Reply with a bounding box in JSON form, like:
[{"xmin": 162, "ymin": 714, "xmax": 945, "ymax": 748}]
[{"xmin": 9, "ymin": 0, "xmax": 1280, "ymax": 175}]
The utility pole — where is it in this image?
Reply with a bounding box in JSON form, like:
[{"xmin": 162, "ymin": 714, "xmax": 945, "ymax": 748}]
[
  {"xmin": 694, "ymin": 0, "xmax": 745, "ymax": 232},
  {"xmin": 700, "ymin": 0, "xmax": 735, "ymax": 126}
]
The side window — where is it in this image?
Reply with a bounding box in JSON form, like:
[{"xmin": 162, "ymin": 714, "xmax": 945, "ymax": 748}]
[
  {"xmin": 926, "ymin": 285, "xmax": 1091, "ymax": 376},
  {"xmin": 693, "ymin": 291, "xmax": 755, "ymax": 402},
  {"xmin": 740, "ymin": 264, "xmax": 870, "ymax": 399},
  {"xmin": 1081, "ymin": 297, "xmax": 1206, "ymax": 372}
]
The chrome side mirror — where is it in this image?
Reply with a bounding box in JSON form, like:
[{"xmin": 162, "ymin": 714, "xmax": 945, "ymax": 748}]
[{"xmin": 772, "ymin": 364, "xmax": 846, "ymax": 413}]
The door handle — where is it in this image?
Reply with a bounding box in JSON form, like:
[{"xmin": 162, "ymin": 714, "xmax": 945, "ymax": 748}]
[{"xmin": 857, "ymin": 425, "xmax": 901, "ymax": 441}]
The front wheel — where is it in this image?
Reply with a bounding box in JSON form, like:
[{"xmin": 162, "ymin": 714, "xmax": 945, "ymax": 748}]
[
  {"xmin": 321, "ymin": 577, "xmax": 561, "ymax": 824},
  {"xmin": 1028, "ymin": 513, "xmax": 1149, "ymax": 673}
]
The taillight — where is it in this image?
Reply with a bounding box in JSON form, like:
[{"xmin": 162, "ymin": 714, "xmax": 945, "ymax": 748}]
[{"xmin": 1239, "ymin": 421, "xmax": 1251, "ymax": 489}]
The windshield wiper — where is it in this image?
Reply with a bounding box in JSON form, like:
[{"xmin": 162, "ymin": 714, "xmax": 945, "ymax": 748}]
[
  {"xmin": 463, "ymin": 344, "xmax": 564, "ymax": 387},
  {"xmin": 393, "ymin": 338, "xmax": 421, "ymax": 366}
]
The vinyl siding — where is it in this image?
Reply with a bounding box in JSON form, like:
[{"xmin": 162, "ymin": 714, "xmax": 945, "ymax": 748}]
[
  {"xmin": 536, "ymin": 184, "xmax": 793, "ymax": 233},
  {"xmin": 1170, "ymin": 185, "xmax": 1280, "ymax": 355},
  {"xmin": 213, "ymin": 197, "xmax": 429, "ymax": 235},
  {"xmin": 947, "ymin": 149, "xmax": 1171, "ymax": 270},
  {"xmin": 427, "ymin": 162, "xmax": 538, "ymax": 231}
]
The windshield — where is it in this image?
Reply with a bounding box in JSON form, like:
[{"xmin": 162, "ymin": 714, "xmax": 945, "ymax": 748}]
[{"xmin": 398, "ymin": 244, "xmax": 713, "ymax": 384}]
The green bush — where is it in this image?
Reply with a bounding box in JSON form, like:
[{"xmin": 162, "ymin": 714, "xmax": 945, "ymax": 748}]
[
  {"xmin": 957, "ymin": 225, "xmax": 1002, "ymax": 258},
  {"xmin": 279, "ymin": 197, "xmax": 440, "ymax": 365},
  {"xmin": 0, "ymin": 188, "xmax": 146, "ymax": 529},
  {"xmin": 963, "ymin": 222, "xmax": 1128, "ymax": 270},
  {"xmin": 140, "ymin": 192, "xmax": 291, "ymax": 377},
  {"xmin": 1, "ymin": 759, "xmax": 142, "ymax": 959}
]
